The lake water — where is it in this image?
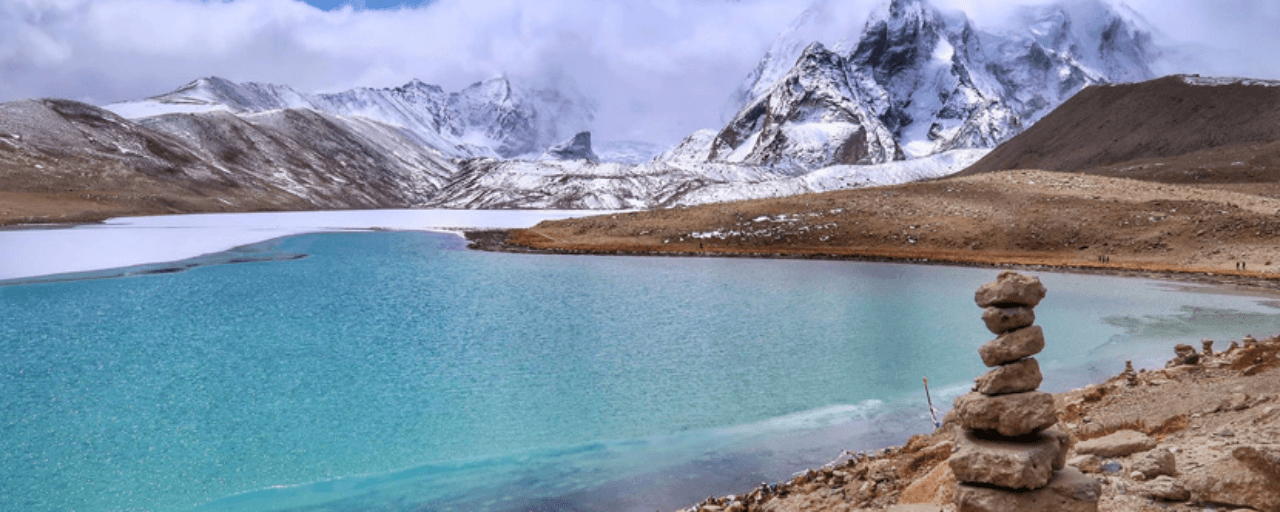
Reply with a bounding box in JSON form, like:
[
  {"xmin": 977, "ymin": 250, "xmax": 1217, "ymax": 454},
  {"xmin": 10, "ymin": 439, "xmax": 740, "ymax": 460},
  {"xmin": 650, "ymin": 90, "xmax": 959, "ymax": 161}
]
[{"xmin": 3, "ymin": 221, "xmax": 1280, "ymax": 512}]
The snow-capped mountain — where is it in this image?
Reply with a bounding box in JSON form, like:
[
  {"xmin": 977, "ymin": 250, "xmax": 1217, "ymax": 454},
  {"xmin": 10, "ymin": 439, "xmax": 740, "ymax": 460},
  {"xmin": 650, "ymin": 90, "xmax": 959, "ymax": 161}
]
[
  {"xmin": 707, "ymin": 42, "xmax": 903, "ymax": 174},
  {"xmin": 107, "ymin": 76, "xmax": 596, "ymax": 160},
  {"xmin": 703, "ymin": 0, "xmax": 1156, "ymax": 171}
]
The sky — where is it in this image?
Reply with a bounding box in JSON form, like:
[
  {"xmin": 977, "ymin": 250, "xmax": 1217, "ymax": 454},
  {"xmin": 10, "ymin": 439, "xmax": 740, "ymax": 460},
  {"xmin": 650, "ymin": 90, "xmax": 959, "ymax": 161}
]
[{"xmin": 2, "ymin": 0, "xmax": 1278, "ymax": 146}]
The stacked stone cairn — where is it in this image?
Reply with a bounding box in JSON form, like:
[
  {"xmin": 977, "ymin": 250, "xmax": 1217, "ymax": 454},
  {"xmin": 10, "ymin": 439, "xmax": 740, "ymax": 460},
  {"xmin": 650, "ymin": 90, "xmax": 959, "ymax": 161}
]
[{"xmin": 948, "ymin": 271, "xmax": 1102, "ymax": 512}]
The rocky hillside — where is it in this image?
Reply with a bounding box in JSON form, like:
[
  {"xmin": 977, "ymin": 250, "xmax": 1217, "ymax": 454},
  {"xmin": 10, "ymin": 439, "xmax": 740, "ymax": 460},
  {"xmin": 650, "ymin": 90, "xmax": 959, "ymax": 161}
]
[
  {"xmin": 958, "ymin": 75, "xmax": 1280, "ymax": 184},
  {"xmin": 689, "ymin": 0, "xmax": 1156, "ymax": 172},
  {"xmin": 0, "ymin": 98, "xmax": 455, "ymax": 223}
]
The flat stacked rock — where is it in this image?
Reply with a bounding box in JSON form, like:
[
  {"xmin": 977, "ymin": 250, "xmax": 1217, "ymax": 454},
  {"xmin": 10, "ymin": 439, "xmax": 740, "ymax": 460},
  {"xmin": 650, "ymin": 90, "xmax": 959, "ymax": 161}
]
[{"xmin": 949, "ymin": 271, "xmax": 1101, "ymax": 512}]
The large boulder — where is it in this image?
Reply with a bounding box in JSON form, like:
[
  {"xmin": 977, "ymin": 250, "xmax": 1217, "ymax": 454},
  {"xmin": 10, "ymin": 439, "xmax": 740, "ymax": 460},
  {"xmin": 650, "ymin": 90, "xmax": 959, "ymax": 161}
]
[
  {"xmin": 1073, "ymin": 430, "xmax": 1156, "ymax": 458},
  {"xmin": 973, "ymin": 357, "xmax": 1043, "ymax": 395},
  {"xmin": 1233, "ymin": 445, "xmax": 1280, "ymax": 481},
  {"xmin": 978, "ymin": 326, "xmax": 1045, "ymax": 367},
  {"xmin": 949, "ymin": 429, "xmax": 1068, "ymax": 489},
  {"xmin": 974, "ymin": 271, "xmax": 1047, "ymax": 308},
  {"xmin": 955, "ymin": 467, "xmax": 1100, "ymax": 512},
  {"xmin": 953, "ymin": 391, "xmax": 1058, "ymax": 436},
  {"xmin": 1184, "ymin": 447, "xmax": 1280, "ymax": 511}
]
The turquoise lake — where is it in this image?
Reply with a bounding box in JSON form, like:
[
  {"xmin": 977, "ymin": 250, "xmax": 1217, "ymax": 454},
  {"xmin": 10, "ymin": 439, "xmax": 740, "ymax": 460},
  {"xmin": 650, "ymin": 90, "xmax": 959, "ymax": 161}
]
[{"xmin": 3, "ymin": 230, "xmax": 1280, "ymax": 512}]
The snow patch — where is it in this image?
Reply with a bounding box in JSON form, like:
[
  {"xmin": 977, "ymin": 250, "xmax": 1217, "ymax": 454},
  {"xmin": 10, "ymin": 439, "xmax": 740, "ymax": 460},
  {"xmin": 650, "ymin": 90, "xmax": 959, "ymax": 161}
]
[{"xmin": 1178, "ymin": 75, "xmax": 1280, "ymax": 87}]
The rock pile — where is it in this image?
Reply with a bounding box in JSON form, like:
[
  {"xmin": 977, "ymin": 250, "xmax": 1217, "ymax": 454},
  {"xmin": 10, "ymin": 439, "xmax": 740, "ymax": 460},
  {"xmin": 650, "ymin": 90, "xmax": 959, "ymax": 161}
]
[{"xmin": 949, "ymin": 271, "xmax": 1101, "ymax": 512}]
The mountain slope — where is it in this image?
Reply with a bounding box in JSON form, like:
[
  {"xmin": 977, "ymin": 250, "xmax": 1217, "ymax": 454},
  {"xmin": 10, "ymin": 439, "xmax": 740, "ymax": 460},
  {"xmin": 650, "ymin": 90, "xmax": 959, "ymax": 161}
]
[
  {"xmin": 957, "ymin": 75, "xmax": 1280, "ymax": 177},
  {"xmin": 699, "ymin": 0, "xmax": 1156, "ymax": 171},
  {"xmin": 0, "ymin": 98, "xmax": 457, "ymax": 223}
]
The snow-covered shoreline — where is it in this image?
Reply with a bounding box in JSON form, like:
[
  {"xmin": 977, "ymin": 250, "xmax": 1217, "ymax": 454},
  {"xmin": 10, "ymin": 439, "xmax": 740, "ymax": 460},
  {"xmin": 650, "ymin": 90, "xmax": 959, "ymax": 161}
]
[{"xmin": 0, "ymin": 209, "xmax": 608, "ymax": 281}]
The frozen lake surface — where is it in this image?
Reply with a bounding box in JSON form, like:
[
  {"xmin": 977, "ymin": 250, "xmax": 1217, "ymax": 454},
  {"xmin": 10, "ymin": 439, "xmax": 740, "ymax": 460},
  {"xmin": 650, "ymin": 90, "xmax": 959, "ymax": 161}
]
[{"xmin": 0, "ymin": 209, "xmax": 604, "ymax": 280}]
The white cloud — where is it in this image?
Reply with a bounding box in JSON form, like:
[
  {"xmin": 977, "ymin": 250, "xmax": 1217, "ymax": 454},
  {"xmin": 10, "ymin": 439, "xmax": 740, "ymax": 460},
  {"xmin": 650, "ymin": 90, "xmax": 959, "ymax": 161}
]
[{"xmin": 0, "ymin": 0, "xmax": 1277, "ymax": 147}]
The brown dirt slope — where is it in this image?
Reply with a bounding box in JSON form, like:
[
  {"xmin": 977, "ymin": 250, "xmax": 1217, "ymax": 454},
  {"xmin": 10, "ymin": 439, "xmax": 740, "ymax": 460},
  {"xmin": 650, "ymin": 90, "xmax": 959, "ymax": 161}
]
[
  {"xmin": 958, "ymin": 75, "xmax": 1280, "ymax": 180},
  {"xmin": 504, "ymin": 169, "xmax": 1280, "ymax": 279}
]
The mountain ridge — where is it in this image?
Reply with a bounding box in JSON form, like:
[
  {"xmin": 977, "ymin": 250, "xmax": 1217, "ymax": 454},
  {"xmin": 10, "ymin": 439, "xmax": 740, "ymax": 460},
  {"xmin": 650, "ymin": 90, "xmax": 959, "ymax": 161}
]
[{"xmin": 107, "ymin": 75, "xmax": 597, "ymax": 160}]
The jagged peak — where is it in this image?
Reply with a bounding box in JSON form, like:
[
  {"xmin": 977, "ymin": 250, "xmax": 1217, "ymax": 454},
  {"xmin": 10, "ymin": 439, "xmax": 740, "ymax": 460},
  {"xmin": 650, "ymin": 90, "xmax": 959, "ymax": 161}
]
[
  {"xmin": 864, "ymin": 0, "xmax": 937, "ymax": 28},
  {"xmin": 540, "ymin": 130, "xmax": 598, "ymax": 163},
  {"xmin": 887, "ymin": 0, "xmax": 928, "ymax": 19},
  {"xmin": 396, "ymin": 78, "xmax": 445, "ymax": 95}
]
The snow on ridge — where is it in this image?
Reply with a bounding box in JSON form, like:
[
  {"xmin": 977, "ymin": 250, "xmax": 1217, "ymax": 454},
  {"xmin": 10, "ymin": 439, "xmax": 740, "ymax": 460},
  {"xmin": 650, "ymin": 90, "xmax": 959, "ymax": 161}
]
[
  {"xmin": 1178, "ymin": 75, "xmax": 1280, "ymax": 88},
  {"xmin": 670, "ymin": 148, "xmax": 989, "ymax": 206},
  {"xmin": 426, "ymin": 149, "xmax": 988, "ymax": 209},
  {"xmin": 104, "ymin": 100, "xmax": 231, "ymax": 119}
]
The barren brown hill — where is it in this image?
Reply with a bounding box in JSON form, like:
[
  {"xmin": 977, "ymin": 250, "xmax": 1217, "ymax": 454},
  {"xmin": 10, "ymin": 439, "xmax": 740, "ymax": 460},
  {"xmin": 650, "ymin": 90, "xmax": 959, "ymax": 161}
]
[
  {"xmin": 490, "ymin": 169, "xmax": 1280, "ymax": 281},
  {"xmin": 959, "ymin": 75, "xmax": 1280, "ymax": 181}
]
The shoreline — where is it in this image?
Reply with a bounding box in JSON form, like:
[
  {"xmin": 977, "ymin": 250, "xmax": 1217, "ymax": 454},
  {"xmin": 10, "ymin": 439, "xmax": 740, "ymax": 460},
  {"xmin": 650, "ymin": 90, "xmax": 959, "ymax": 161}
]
[
  {"xmin": 464, "ymin": 229, "xmax": 1280, "ymax": 293},
  {"xmin": 669, "ymin": 333, "xmax": 1280, "ymax": 512}
]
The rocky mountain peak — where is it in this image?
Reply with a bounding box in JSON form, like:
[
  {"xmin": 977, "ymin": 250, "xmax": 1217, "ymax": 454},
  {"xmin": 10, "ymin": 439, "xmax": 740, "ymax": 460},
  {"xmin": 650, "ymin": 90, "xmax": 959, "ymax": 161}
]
[
  {"xmin": 708, "ymin": 41, "xmax": 902, "ymax": 174},
  {"xmin": 696, "ymin": 0, "xmax": 1156, "ymax": 171},
  {"xmin": 540, "ymin": 131, "xmax": 599, "ymax": 163}
]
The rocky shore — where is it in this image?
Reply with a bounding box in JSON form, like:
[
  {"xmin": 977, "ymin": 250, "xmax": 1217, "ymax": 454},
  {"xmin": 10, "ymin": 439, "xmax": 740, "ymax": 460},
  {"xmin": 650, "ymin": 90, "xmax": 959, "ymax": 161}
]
[{"xmin": 672, "ymin": 273, "xmax": 1280, "ymax": 512}]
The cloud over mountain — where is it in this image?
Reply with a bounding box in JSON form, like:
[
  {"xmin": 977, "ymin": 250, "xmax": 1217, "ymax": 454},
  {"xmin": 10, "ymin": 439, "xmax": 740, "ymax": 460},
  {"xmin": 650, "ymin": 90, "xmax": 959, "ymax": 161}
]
[{"xmin": 2, "ymin": 0, "xmax": 1278, "ymax": 147}]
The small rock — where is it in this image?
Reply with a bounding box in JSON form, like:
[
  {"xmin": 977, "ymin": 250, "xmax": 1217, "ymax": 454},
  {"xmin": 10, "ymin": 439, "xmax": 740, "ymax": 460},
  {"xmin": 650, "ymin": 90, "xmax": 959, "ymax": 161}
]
[
  {"xmin": 1202, "ymin": 338, "xmax": 1214, "ymax": 355},
  {"xmin": 1171, "ymin": 343, "xmax": 1200, "ymax": 365},
  {"xmin": 949, "ymin": 429, "xmax": 1068, "ymax": 490},
  {"xmin": 1222, "ymin": 393, "xmax": 1252, "ymax": 412},
  {"xmin": 953, "ymin": 390, "xmax": 1058, "ymax": 436},
  {"xmin": 1162, "ymin": 365, "xmax": 1197, "ymax": 379},
  {"xmin": 1074, "ymin": 430, "xmax": 1157, "ymax": 458},
  {"xmin": 973, "ymin": 357, "xmax": 1043, "ymax": 395},
  {"xmin": 974, "ymin": 271, "xmax": 1047, "ymax": 308},
  {"xmin": 1216, "ymin": 429, "xmax": 1235, "ymax": 437},
  {"xmin": 979, "ymin": 326, "xmax": 1046, "ymax": 367},
  {"xmin": 981, "ymin": 306, "xmax": 1035, "ymax": 334},
  {"xmin": 1129, "ymin": 470, "xmax": 1146, "ymax": 481},
  {"xmin": 1135, "ymin": 475, "xmax": 1190, "ymax": 501},
  {"xmin": 1101, "ymin": 461, "xmax": 1123, "ymax": 474},
  {"xmin": 1068, "ymin": 454, "xmax": 1103, "ymax": 473},
  {"xmin": 955, "ymin": 467, "xmax": 1100, "ymax": 512},
  {"xmin": 1130, "ymin": 448, "xmax": 1176, "ymax": 479}
]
